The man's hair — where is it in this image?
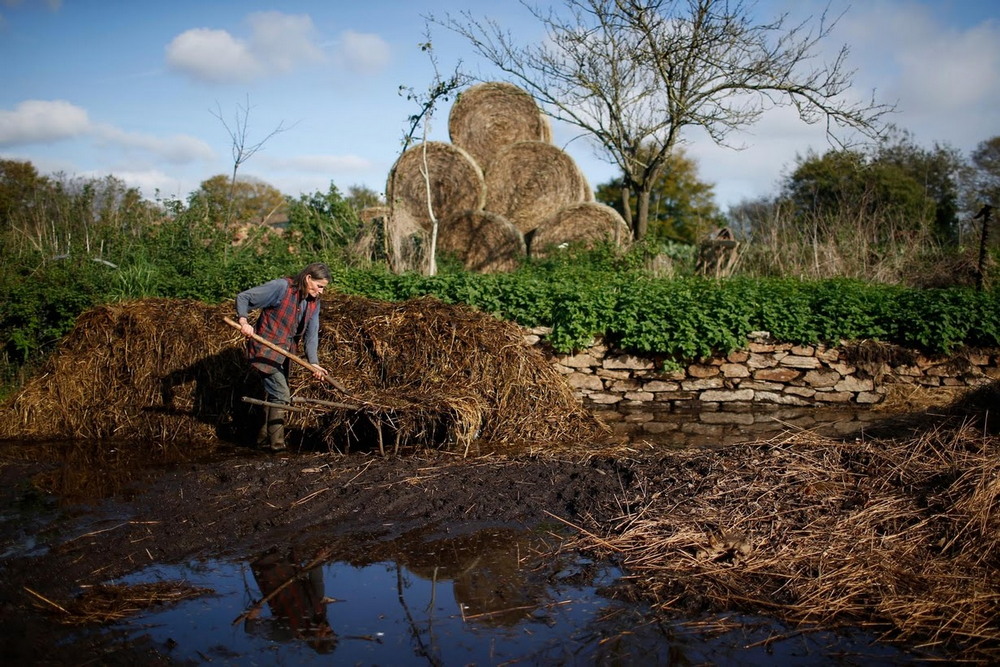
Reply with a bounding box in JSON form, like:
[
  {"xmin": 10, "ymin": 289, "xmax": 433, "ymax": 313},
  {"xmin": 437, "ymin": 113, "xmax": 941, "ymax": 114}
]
[{"xmin": 293, "ymin": 262, "xmax": 332, "ymax": 296}]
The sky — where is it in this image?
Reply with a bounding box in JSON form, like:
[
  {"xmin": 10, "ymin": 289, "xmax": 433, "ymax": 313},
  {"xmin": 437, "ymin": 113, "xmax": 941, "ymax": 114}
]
[{"xmin": 1, "ymin": 0, "xmax": 998, "ymax": 212}]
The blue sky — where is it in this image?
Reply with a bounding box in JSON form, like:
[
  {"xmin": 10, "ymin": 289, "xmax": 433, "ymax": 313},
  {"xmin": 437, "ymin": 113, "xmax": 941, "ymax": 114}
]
[{"xmin": 1, "ymin": 0, "xmax": 998, "ymax": 210}]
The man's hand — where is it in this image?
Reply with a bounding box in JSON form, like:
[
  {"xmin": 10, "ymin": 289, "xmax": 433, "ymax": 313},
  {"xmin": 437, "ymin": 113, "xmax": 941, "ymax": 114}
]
[{"xmin": 238, "ymin": 317, "xmax": 254, "ymax": 338}]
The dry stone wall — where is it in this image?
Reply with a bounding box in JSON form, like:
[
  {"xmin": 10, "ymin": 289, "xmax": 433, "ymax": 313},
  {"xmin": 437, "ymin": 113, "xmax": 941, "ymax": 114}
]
[{"xmin": 523, "ymin": 328, "xmax": 1000, "ymax": 411}]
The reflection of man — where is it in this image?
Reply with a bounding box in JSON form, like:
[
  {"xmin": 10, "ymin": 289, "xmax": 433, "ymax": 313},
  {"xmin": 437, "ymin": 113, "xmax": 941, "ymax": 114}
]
[{"xmin": 245, "ymin": 551, "xmax": 337, "ymax": 654}]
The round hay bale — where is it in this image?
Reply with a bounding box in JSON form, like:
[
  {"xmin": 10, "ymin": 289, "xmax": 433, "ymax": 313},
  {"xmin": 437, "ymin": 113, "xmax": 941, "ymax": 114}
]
[
  {"xmin": 529, "ymin": 201, "xmax": 632, "ymax": 258},
  {"xmin": 484, "ymin": 141, "xmax": 590, "ymax": 235},
  {"xmin": 438, "ymin": 210, "xmax": 526, "ymax": 273},
  {"xmin": 449, "ymin": 81, "xmax": 551, "ymax": 173},
  {"xmin": 386, "ymin": 141, "xmax": 485, "ymax": 232}
]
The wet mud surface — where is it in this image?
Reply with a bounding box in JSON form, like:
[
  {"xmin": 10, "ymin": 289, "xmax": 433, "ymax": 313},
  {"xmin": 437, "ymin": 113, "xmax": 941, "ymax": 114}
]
[{"xmin": 0, "ymin": 439, "xmax": 641, "ymax": 664}]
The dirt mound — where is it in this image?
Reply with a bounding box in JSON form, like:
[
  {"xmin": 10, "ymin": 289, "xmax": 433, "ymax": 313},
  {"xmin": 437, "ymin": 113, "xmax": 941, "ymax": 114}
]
[{"xmin": 0, "ymin": 295, "xmax": 606, "ymax": 454}]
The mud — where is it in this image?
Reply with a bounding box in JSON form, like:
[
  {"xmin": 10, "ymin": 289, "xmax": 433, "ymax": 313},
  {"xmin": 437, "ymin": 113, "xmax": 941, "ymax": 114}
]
[{"xmin": 0, "ymin": 437, "xmax": 640, "ymax": 664}]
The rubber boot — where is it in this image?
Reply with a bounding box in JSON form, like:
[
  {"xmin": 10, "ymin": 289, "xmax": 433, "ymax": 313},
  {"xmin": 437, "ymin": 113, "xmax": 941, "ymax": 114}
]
[
  {"xmin": 255, "ymin": 409, "xmax": 269, "ymax": 447},
  {"xmin": 265, "ymin": 405, "xmax": 287, "ymax": 452}
]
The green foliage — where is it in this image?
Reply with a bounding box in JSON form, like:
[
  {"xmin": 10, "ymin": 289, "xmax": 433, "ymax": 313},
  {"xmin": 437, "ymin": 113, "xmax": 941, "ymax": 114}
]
[{"xmin": 286, "ymin": 184, "xmax": 363, "ymax": 257}]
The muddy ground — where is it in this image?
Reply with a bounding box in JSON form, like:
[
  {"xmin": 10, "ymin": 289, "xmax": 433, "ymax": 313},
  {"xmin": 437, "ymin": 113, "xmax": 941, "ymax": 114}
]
[{"xmin": 0, "ymin": 433, "xmax": 658, "ymax": 664}]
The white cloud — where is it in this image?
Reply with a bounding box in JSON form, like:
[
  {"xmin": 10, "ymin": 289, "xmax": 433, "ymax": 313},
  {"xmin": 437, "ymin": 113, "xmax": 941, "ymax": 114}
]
[
  {"xmin": 246, "ymin": 11, "xmax": 324, "ymax": 73},
  {"xmin": 333, "ymin": 30, "xmax": 391, "ymax": 76},
  {"xmin": 84, "ymin": 168, "xmax": 188, "ymax": 200},
  {"xmin": 262, "ymin": 153, "xmax": 373, "ymax": 173},
  {"xmin": 165, "ymin": 28, "xmax": 262, "ymax": 83},
  {"xmin": 93, "ymin": 124, "xmax": 215, "ymax": 163},
  {"xmin": 837, "ymin": 2, "xmax": 1000, "ymax": 148},
  {"xmin": 165, "ymin": 12, "xmax": 325, "ymax": 84},
  {"xmin": 0, "ymin": 99, "xmax": 90, "ymax": 145}
]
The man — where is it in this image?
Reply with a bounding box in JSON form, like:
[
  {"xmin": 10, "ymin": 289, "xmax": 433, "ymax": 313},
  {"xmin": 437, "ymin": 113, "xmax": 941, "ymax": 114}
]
[{"xmin": 235, "ymin": 262, "xmax": 331, "ymax": 451}]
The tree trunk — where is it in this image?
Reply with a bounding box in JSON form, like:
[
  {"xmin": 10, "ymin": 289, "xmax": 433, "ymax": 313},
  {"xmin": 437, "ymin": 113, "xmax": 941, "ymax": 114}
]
[{"xmin": 634, "ymin": 188, "xmax": 651, "ymax": 240}]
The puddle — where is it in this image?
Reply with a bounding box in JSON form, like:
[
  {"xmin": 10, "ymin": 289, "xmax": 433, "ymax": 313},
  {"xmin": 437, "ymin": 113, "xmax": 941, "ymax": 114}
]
[{"xmin": 99, "ymin": 526, "xmax": 926, "ymax": 665}]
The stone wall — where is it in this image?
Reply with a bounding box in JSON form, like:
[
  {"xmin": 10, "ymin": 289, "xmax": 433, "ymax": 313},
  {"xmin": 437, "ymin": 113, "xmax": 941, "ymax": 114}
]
[{"xmin": 524, "ymin": 328, "xmax": 1000, "ymax": 412}]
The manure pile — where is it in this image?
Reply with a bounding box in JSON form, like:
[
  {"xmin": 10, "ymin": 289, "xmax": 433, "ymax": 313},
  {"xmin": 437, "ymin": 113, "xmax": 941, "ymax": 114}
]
[
  {"xmin": 578, "ymin": 414, "xmax": 1000, "ymax": 662},
  {"xmin": 0, "ymin": 296, "xmax": 605, "ymax": 453},
  {"xmin": 383, "ymin": 81, "xmax": 630, "ymax": 272}
]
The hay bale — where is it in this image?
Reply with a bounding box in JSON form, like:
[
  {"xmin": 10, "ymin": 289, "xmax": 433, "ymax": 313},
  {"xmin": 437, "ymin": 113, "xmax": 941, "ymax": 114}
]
[
  {"xmin": 349, "ymin": 206, "xmax": 428, "ymax": 273},
  {"xmin": 0, "ymin": 296, "xmax": 606, "ymax": 454},
  {"xmin": 529, "ymin": 202, "xmax": 632, "ymax": 258},
  {"xmin": 449, "ymin": 81, "xmax": 552, "ymax": 173},
  {"xmin": 484, "ymin": 141, "xmax": 589, "ymax": 235},
  {"xmin": 386, "ymin": 141, "xmax": 485, "ymax": 232},
  {"xmin": 437, "ymin": 210, "xmax": 526, "ymax": 273}
]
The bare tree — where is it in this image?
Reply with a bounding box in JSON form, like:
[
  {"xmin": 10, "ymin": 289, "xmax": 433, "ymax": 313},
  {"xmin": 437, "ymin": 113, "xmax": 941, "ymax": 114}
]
[
  {"xmin": 211, "ymin": 95, "xmax": 292, "ymax": 225},
  {"xmin": 435, "ymin": 0, "xmax": 894, "ymax": 240}
]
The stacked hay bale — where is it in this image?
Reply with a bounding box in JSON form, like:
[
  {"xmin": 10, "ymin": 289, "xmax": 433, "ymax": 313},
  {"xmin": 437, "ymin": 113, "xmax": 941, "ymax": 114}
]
[{"xmin": 385, "ymin": 81, "xmax": 630, "ymax": 273}]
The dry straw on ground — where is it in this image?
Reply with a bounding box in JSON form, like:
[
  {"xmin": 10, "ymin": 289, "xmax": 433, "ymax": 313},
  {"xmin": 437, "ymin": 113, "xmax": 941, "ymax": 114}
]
[
  {"xmin": 27, "ymin": 581, "xmax": 213, "ymax": 625},
  {"xmin": 0, "ymin": 296, "xmax": 605, "ymax": 454},
  {"xmin": 437, "ymin": 209, "xmax": 527, "ymax": 273},
  {"xmin": 386, "ymin": 141, "xmax": 485, "ymax": 232},
  {"xmin": 349, "ymin": 206, "xmax": 428, "ymax": 272},
  {"xmin": 448, "ymin": 81, "xmax": 552, "ymax": 174},
  {"xmin": 530, "ymin": 202, "xmax": 631, "ymax": 258},
  {"xmin": 569, "ymin": 398, "xmax": 1000, "ymax": 663},
  {"xmin": 27, "ymin": 582, "xmax": 211, "ymax": 625}
]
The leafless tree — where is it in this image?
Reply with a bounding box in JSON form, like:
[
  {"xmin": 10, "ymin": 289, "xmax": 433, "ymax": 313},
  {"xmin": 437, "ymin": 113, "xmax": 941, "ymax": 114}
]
[
  {"xmin": 393, "ymin": 33, "xmax": 470, "ymax": 275},
  {"xmin": 435, "ymin": 0, "xmax": 895, "ymax": 240},
  {"xmin": 211, "ymin": 95, "xmax": 292, "ymax": 225}
]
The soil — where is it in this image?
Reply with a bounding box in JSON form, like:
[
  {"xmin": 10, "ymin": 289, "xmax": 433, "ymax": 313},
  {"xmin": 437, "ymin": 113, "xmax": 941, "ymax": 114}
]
[{"xmin": 0, "ymin": 437, "xmax": 642, "ymax": 664}]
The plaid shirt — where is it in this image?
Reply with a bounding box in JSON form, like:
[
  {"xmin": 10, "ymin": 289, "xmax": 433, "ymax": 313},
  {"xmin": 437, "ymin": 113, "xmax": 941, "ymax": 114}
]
[{"xmin": 242, "ymin": 278, "xmax": 320, "ymax": 373}]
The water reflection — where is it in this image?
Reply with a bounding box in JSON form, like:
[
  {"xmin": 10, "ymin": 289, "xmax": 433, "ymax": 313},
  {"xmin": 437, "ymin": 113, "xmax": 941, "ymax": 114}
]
[
  {"xmin": 243, "ymin": 549, "xmax": 337, "ymax": 653},
  {"xmin": 596, "ymin": 405, "xmax": 890, "ymax": 448},
  {"xmin": 382, "ymin": 527, "xmax": 549, "ymax": 627},
  {"xmin": 107, "ymin": 524, "xmax": 927, "ymax": 664}
]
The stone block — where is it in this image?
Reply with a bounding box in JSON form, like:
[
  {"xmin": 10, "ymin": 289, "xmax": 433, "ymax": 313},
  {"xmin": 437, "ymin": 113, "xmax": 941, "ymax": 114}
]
[
  {"xmin": 834, "ymin": 376, "xmax": 874, "ymax": 392},
  {"xmin": 567, "ymin": 372, "xmax": 604, "ymax": 391},
  {"xmin": 754, "ymin": 368, "xmax": 801, "ymax": 382},
  {"xmin": 681, "ymin": 378, "xmax": 725, "ymax": 391},
  {"xmin": 700, "ymin": 389, "xmax": 755, "ymax": 402},
  {"xmin": 754, "ymin": 391, "xmax": 810, "ymax": 406},
  {"xmin": 688, "ymin": 364, "xmax": 720, "ymax": 378},
  {"xmin": 644, "ymin": 380, "xmax": 681, "ymax": 392},
  {"xmin": 779, "ymin": 355, "xmax": 820, "ymax": 369},
  {"xmin": 720, "ymin": 363, "xmax": 751, "ymax": 378},
  {"xmin": 803, "ymin": 369, "xmax": 841, "ymax": 387}
]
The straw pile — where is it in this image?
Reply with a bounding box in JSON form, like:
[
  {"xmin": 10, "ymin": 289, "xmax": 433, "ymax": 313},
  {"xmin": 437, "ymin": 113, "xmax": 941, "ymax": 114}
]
[
  {"xmin": 385, "ymin": 141, "xmax": 485, "ymax": 232},
  {"xmin": 530, "ymin": 202, "xmax": 632, "ymax": 258},
  {"xmin": 0, "ymin": 299, "xmax": 244, "ymax": 442},
  {"xmin": 570, "ymin": 408, "xmax": 1000, "ymax": 662},
  {"xmin": 437, "ymin": 210, "xmax": 527, "ymax": 273},
  {"xmin": 312, "ymin": 293, "xmax": 604, "ymax": 454},
  {"xmin": 0, "ymin": 296, "xmax": 605, "ymax": 454},
  {"xmin": 380, "ymin": 82, "xmax": 628, "ymax": 272},
  {"xmin": 449, "ymin": 81, "xmax": 552, "ymax": 173}
]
